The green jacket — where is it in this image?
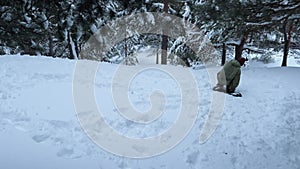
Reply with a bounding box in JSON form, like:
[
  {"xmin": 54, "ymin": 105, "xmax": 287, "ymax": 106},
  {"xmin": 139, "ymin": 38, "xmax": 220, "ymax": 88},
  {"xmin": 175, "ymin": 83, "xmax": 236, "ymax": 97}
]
[{"xmin": 217, "ymin": 60, "xmax": 241, "ymax": 89}]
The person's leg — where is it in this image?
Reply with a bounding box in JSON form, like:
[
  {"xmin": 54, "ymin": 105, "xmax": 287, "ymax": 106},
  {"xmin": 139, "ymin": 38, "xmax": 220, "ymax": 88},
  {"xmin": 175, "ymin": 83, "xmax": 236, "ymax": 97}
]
[
  {"xmin": 226, "ymin": 85, "xmax": 235, "ymax": 93},
  {"xmin": 214, "ymin": 71, "xmax": 226, "ymax": 91}
]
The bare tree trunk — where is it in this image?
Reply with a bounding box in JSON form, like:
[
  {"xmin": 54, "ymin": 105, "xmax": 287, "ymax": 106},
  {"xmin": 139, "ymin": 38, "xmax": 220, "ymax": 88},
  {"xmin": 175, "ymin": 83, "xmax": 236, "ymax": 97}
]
[
  {"xmin": 156, "ymin": 48, "xmax": 159, "ymax": 64},
  {"xmin": 235, "ymin": 31, "xmax": 249, "ymax": 60},
  {"xmin": 48, "ymin": 32, "xmax": 54, "ymax": 57},
  {"xmin": 161, "ymin": 35, "xmax": 168, "ymax": 64},
  {"xmin": 161, "ymin": 0, "xmax": 168, "ymax": 65},
  {"xmin": 74, "ymin": 40, "xmax": 80, "ymax": 59},
  {"xmin": 221, "ymin": 42, "xmax": 226, "ymax": 65},
  {"xmin": 124, "ymin": 38, "xmax": 128, "ymax": 59},
  {"xmin": 67, "ymin": 31, "xmax": 75, "ymax": 59},
  {"xmin": 281, "ymin": 20, "xmax": 293, "ymax": 67}
]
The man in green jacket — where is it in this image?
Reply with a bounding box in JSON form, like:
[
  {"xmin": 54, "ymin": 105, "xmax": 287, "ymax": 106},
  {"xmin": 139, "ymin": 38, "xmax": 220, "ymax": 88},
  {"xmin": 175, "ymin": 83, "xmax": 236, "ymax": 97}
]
[{"xmin": 213, "ymin": 57, "xmax": 247, "ymax": 93}]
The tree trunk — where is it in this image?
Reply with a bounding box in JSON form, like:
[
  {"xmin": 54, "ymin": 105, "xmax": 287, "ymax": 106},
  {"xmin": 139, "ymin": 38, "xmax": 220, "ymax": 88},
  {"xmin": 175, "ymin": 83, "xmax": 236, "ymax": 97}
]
[
  {"xmin": 281, "ymin": 20, "xmax": 293, "ymax": 67},
  {"xmin": 48, "ymin": 33, "xmax": 54, "ymax": 57},
  {"xmin": 235, "ymin": 31, "xmax": 249, "ymax": 60},
  {"xmin": 67, "ymin": 31, "xmax": 75, "ymax": 59},
  {"xmin": 156, "ymin": 48, "xmax": 159, "ymax": 64},
  {"xmin": 221, "ymin": 42, "xmax": 226, "ymax": 65},
  {"xmin": 161, "ymin": 0, "xmax": 168, "ymax": 65},
  {"xmin": 124, "ymin": 38, "xmax": 128, "ymax": 59},
  {"xmin": 74, "ymin": 40, "xmax": 80, "ymax": 59},
  {"xmin": 161, "ymin": 34, "xmax": 168, "ymax": 64}
]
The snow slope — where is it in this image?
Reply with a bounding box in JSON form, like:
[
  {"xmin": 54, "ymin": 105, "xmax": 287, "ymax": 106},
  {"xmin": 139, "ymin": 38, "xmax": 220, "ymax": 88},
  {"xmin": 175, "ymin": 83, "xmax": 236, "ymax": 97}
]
[{"xmin": 0, "ymin": 55, "xmax": 300, "ymax": 169}]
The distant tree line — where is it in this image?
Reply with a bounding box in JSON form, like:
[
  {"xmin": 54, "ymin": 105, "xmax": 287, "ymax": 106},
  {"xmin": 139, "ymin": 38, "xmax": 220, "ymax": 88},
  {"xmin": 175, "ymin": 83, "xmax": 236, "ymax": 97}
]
[{"xmin": 0, "ymin": 0, "xmax": 299, "ymax": 66}]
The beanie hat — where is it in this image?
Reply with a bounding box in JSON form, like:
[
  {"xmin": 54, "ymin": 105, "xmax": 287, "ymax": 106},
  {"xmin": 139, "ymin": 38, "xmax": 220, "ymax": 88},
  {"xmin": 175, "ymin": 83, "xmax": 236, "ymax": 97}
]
[{"xmin": 237, "ymin": 57, "xmax": 248, "ymax": 66}]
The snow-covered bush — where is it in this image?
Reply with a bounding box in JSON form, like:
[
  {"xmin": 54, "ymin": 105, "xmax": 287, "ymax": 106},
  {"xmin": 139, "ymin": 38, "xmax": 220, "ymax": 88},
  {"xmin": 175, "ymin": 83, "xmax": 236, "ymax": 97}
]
[
  {"xmin": 123, "ymin": 54, "xmax": 139, "ymax": 66},
  {"xmin": 252, "ymin": 51, "xmax": 275, "ymax": 64}
]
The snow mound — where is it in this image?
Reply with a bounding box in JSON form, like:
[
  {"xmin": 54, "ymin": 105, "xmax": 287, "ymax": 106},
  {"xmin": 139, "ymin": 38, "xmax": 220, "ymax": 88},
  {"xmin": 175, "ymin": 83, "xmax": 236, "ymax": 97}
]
[{"xmin": 0, "ymin": 55, "xmax": 299, "ymax": 169}]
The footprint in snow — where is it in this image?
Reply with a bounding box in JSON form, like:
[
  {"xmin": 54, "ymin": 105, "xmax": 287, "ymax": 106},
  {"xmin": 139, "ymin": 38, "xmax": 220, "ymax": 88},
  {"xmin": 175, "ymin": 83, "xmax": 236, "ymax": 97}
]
[
  {"xmin": 186, "ymin": 150, "xmax": 200, "ymax": 166},
  {"xmin": 32, "ymin": 134, "xmax": 50, "ymax": 143},
  {"xmin": 56, "ymin": 147, "xmax": 82, "ymax": 159}
]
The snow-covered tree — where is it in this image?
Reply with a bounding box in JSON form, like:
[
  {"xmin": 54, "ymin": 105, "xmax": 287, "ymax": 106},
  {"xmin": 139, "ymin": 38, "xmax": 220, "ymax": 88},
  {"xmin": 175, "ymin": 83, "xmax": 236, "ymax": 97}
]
[
  {"xmin": 1, "ymin": 0, "xmax": 299, "ymax": 67},
  {"xmin": 193, "ymin": 0, "xmax": 300, "ymax": 66}
]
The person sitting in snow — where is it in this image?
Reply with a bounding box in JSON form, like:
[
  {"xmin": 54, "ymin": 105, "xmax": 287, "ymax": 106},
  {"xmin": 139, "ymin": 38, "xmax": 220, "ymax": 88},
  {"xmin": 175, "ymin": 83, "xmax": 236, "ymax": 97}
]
[{"xmin": 213, "ymin": 57, "xmax": 248, "ymax": 94}]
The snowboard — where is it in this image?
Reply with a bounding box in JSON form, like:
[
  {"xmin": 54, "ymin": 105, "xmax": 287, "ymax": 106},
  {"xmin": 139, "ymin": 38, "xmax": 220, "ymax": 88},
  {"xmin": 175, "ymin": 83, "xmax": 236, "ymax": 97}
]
[{"xmin": 212, "ymin": 86, "xmax": 242, "ymax": 97}]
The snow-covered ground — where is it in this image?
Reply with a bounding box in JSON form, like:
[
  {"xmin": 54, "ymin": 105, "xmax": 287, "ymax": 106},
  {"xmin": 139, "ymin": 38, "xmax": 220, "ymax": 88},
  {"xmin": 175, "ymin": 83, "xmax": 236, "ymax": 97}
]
[{"xmin": 0, "ymin": 54, "xmax": 300, "ymax": 169}]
